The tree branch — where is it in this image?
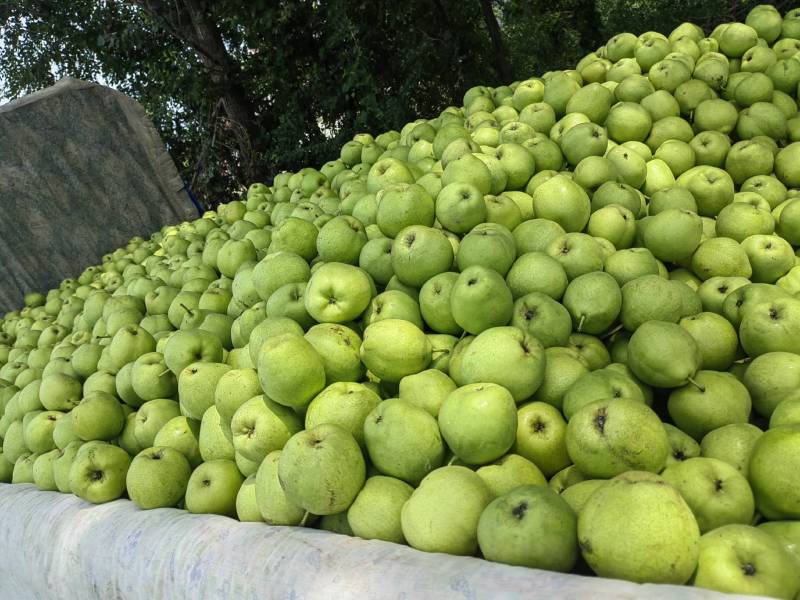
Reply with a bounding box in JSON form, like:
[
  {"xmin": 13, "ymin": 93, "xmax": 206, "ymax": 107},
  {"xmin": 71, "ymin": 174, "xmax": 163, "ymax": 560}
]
[
  {"xmin": 132, "ymin": 0, "xmax": 263, "ymax": 181},
  {"xmin": 478, "ymin": 0, "xmax": 513, "ymax": 83}
]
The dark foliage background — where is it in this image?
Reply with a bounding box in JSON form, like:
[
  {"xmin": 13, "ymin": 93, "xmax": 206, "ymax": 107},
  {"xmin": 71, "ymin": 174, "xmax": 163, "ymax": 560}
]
[{"xmin": 0, "ymin": 0, "xmax": 794, "ymax": 207}]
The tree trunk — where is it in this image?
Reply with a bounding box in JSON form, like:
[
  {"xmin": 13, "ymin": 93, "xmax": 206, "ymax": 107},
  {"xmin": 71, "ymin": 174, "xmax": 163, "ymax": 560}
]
[
  {"xmin": 135, "ymin": 0, "xmax": 262, "ymax": 183},
  {"xmin": 478, "ymin": 0, "xmax": 514, "ymax": 83}
]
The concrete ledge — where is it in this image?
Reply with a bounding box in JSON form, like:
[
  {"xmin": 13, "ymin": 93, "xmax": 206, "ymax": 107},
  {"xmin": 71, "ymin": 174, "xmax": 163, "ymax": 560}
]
[{"xmin": 0, "ymin": 484, "xmax": 763, "ymax": 599}]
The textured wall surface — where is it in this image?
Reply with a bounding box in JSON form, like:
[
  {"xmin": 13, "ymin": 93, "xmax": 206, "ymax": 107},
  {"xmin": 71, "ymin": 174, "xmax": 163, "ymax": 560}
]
[
  {"xmin": 0, "ymin": 484, "xmax": 768, "ymax": 600},
  {"xmin": 0, "ymin": 77, "xmax": 199, "ymax": 312}
]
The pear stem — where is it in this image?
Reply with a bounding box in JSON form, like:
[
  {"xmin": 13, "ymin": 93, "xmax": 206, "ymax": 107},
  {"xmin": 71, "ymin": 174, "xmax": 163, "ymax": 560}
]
[
  {"xmin": 447, "ymin": 455, "xmax": 458, "ymax": 466},
  {"xmin": 687, "ymin": 376, "xmax": 705, "ymax": 393},
  {"xmin": 601, "ymin": 323, "xmax": 624, "ymax": 340},
  {"xmin": 577, "ymin": 315, "xmax": 586, "ymax": 333},
  {"xmin": 158, "ymin": 368, "xmax": 171, "ymax": 377},
  {"xmin": 180, "ymin": 303, "xmax": 193, "ymax": 315},
  {"xmin": 300, "ymin": 510, "xmax": 310, "ymax": 527}
]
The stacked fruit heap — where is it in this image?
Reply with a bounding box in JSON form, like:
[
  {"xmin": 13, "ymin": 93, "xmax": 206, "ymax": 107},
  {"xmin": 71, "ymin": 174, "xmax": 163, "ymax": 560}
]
[{"xmin": 4, "ymin": 4, "xmax": 800, "ymax": 597}]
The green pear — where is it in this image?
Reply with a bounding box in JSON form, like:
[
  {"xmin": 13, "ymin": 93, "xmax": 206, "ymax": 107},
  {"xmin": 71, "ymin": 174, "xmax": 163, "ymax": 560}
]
[
  {"xmin": 620, "ymin": 275, "xmax": 682, "ymax": 330},
  {"xmin": 304, "ymin": 381, "xmax": 380, "ymax": 447},
  {"xmin": 691, "ymin": 237, "xmax": 753, "ymax": 281},
  {"xmin": 628, "ymin": 321, "xmax": 701, "ymax": 387},
  {"xmin": 52, "ymin": 412, "xmax": 79, "ymax": 449},
  {"xmin": 12, "ymin": 452, "xmax": 36, "ymax": 483},
  {"xmin": 562, "ymin": 272, "xmax": 621, "ymax": 334},
  {"xmin": 561, "ymin": 367, "xmax": 645, "ymax": 420},
  {"xmin": 346, "ymin": 475, "xmax": 414, "ymax": 544},
  {"xmin": 478, "ymin": 485, "xmax": 578, "ymax": 571},
  {"xmin": 558, "ymin": 478, "xmax": 604, "ymax": 513},
  {"xmin": 363, "ymin": 290, "xmax": 423, "ymax": 329},
  {"xmin": 68, "ymin": 441, "xmax": 131, "ymax": 504},
  {"xmin": 700, "ymin": 423, "xmax": 763, "ymax": 477},
  {"xmin": 512, "ymin": 402, "xmax": 570, "ymax": 477},
  {"xmin": 748, "ymin": 425, "xmax": 800, "ymax": 520},
  {"xmin": 678, "ymin": 312, "xmax": 738, "ymax": 370},
  {"xmin": 439, "ymin": 383, "xmax": 518, "ymax": 465},
  {"xmin": 643, "ymin": 209, "xmax": 702, "ymax": 263},
  {"xmin": 739, "ymin": 297, "xmax": 800, "ymax": 357},
  {"xmin": 716, "ymin": 201, "xmax": 775, "ymax": 244},
  {"xmin": 391, "ymin": 225, "xmax": 454, "ymax": 287},
  {"xmin": 251, "ymin": 251, "xmax": 310, "ymax": 302},
  {"xmin": 130, "ymin": 352, "xmax": 177, "ymax": 401},
  {"xmin": 364, "ymin": 398, "xmax": 444, "ymax": 484},
  {"xmin": 255, "ymin": 450, "xmax": 305, "ymax": 525},
  {"xmin": 357, "ymin": 238, "xmax": 393, "ymax": 286},
  {"xmin": 153, "ymin": 415, "xmax": 201, "ymax": 467},
  {"xmin": 744, "ymin": 351, "xmax": 800, "ymax": 418},
  {"xmin": 213, "ymin": 368, "xmax": 261, "ymax": 424},
  {"xmin": 247, "ymin": 317, "xmax": 304, "ymax": 365},
  {"xmin": 758, "ymin": 521, "xmax": 800, "ymax": 563},
  {"xmin": 177, "ymin": 361, "xmax": 231, "ymax": 421},
  {"xmin": 126, "ymin": 446, "xmax": 191, "ymax": 509},
  {"xmin": 39, "ymin": 373, "xmax": 81, "ymax": 412},
  {"xmin": 257, "ymin": 333, "xmax": 325, "ymax": 409},
  {"xmin": 401, "ymin": 465, "xmax": 492, "ymax": 556},
  {"xmin": 278, "ymin": 423, "xmax": 366, "ymax": 515},
  {"xmin": 453, "ymin": 326, "xmax": 545, "ymax": 402},
  {"xmin": 304, "ymin": 262, "xmax": 374, "ymax": 324},
  {"xmin": 263, "ymin": 282, "xmax": 313, "ymax": 329},
  {"xmin": 512, "ymin": 219, "xmax": 566, "ymax": 255},
  {"xmin": 418, "ymin": 272, "xmax": 462, "ymax": 335},
  {"xmin": 697, "ymin": 276, "xmax": 749, "ymax": 315},
  {"xmin": 476, "ymin": 453, "xmax": 546, "ymax": 498},
  {"xmin": 532, "ymin": 347, "xmax": 590, "ymax": 411},
  {"xmin": 505, "ymin": 252, "xmax": 568, "ymax": 300},
  {"xmin": 315, "ymin": 215, "xmax": 368, "ymax": 264},
  {"xmin": 163, "ymin": 329, "xmax": 224, "ymax": 377},
  {"xmin": 586, "ymin": 203, "xmax": 636, "ymax": 249},
  {"xmin": 198, "ymin": 405, "xmax": 235, "ymax": 461},
  {"xmin": 231, "ymin": 395, "xmax": 302, "ymax": 463},
  {"xmin": 304, "ymin": 323, "xmax": 364, "ymax": 384},
  {"xmin": 567, "ymin": 333, "xmax": 612, "ymax": 370},
  {"xmin": 663, "ymin": 422, "xmax": 701, "ymax": 466},
  {"xmin": 661, "ymin": 457, "xmax": 754, "ymax": 534},
  {"xmin": 603, "ymin": 248, "xmax": 660, "ymax": 286},
  {"xmin": 360, "ymin": 319, "xmax": 431, "ymax": 382},
  {"xmin": 579, "ymin": 471, "xmax": 700, "ymax": 583},
  {"xmin": 106, "ymin": 325, "xmax": 155, "ymax": 371},
  {"xmin": 456, "ymin": 223, "xmax": 516, "ymax": 276},
  {"xmin": 741, "ymin": 234, "xmax": 795, "ymax": 283},
  {"xmin": 770, "ymin": 399, "xmax": 800, "ymax": 428},
  {"xmin": 668, "ymin": 371, "xmax": 752, "ymax": 441},
  {"xmin": 694, "ymin": 525, "xmax": 800, "ymax": 599},
  {"xmin": 566, "ymin": 398, "xmax": 669, "ymax": 478},
  {"xmin": 546, "ymin": 233, "xmax": 607, "ymax": 281},
  {"xmin": 435, "ymin": 183, "xmax": 487, "ymax": 234},
  {"xmin": 133, "ymin": 399, "xmax": 181, "ymax": 448},
  {"xmin": 23, "ymin": 410, "xmax": 62, "ymax": 454},
  {"xmin": 235, "ymin": 475, "xmax": 263, "ymax": 522},
  {"xmin": 184, "ymin": 459, "xmax": 243, "ymax": 517},
  {"xmin": 722, "ymin": 283, "xmax": 791, "ymax": 329},
  {"xmin": 450, "ymin": 266, "xmax": 513, "ymax": 334},
  {"xmin": 398, "ymin": 369, "xmax": 456, "ymax": 417},
  {"xmin": 72, "ymin": 391, "xmax": 125, "ymax": 441},
  {"xmin": 32, "ymin": 449, "xmax": 59, "ymax": 491},
  {"xmin": 532, "ymin": 174, "xmax": 591, "ymax": 232}
]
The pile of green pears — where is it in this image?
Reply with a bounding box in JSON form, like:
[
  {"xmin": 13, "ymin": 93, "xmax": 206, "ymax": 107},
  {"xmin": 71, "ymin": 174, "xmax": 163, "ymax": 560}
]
[{"xmin": 4, "ymin": 4, "xmax": 800, "ymax": 597}]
